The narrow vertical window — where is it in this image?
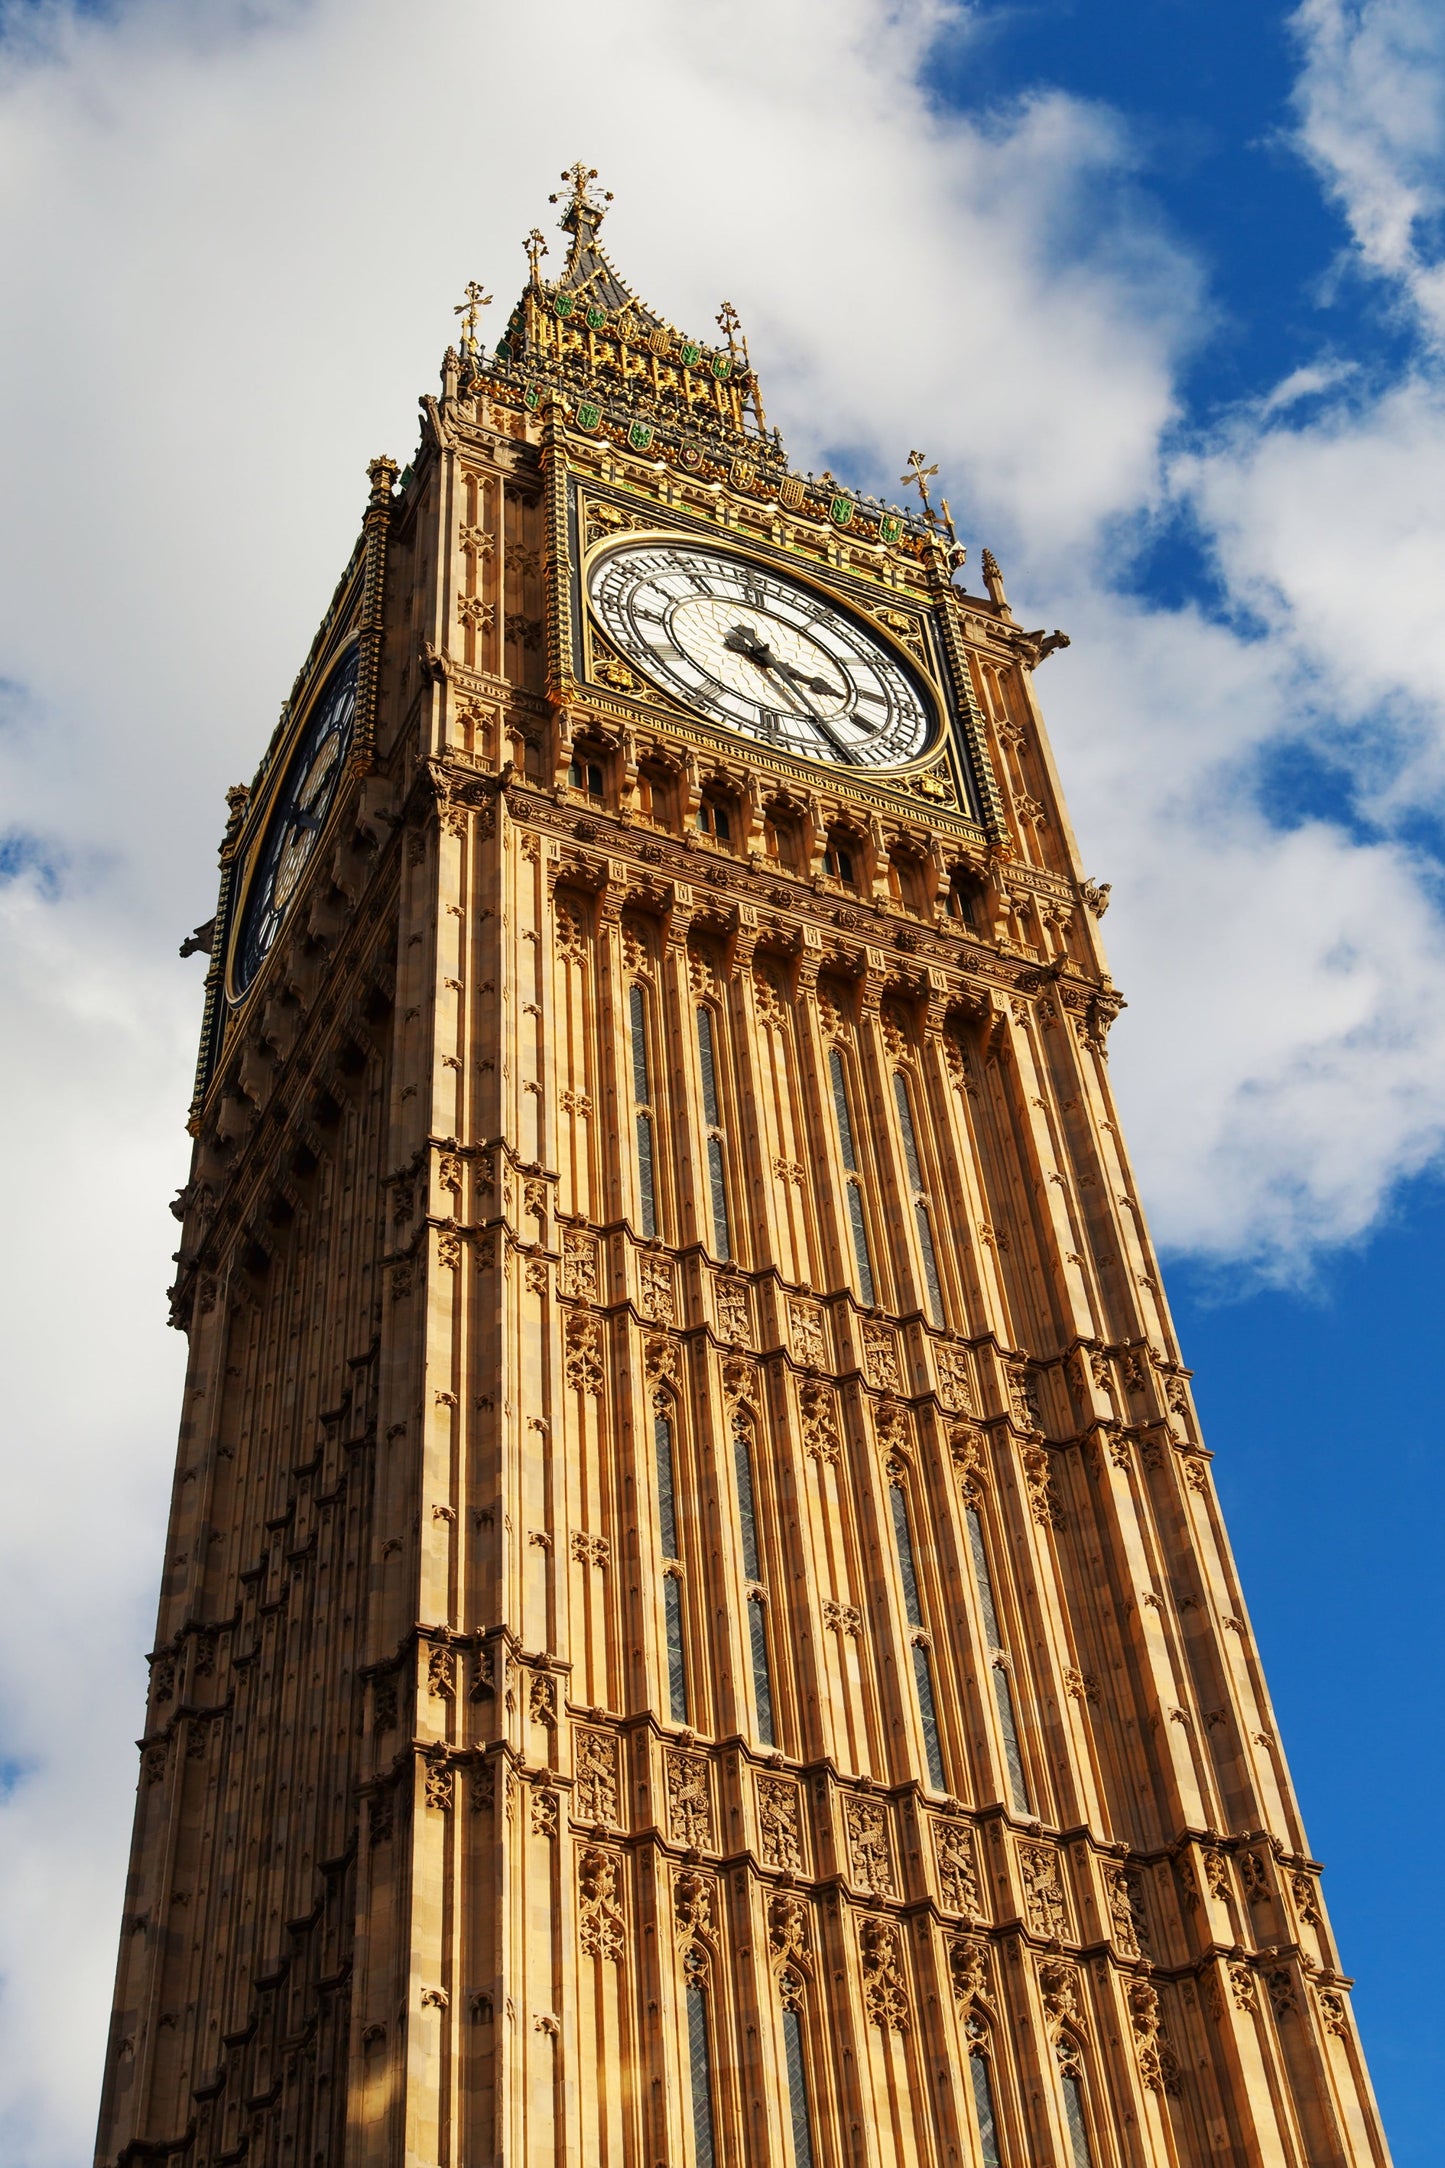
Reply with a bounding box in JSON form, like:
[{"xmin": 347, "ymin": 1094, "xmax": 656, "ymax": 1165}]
[
  {"xmin": 966, "ymin": 1504, "xmax": 1028, "ymax": 1813},
  {"xmin": 748, "ymin": 1598, "xmax": 775, "ymax": 1746},
  {"xmin": 734, "ymin": 1413, "xmax": 776, "ymax": 1746},
  {"xmin": 655, "ymin": 1399, "xmax": 687, "ymax": 1723},
  {"xmin": 828, "ymin": 1047, "xmax": 876, "ymax": 1304},
  {"xmin": 1057, "ymin": 2039, "xmax": 1094, "ymax": 2168},
  {"xmin": 735, "ymin": 1416, "xmax": 761, "ymax": 1583},
  {"xmin": 893, "ymin": 1071, "xmax": 945, "ymax": 1327},
  {"xmin": 780, "ymin": 1983, "xmax": 816, "ymax": 2168},
  {"xmin": 686, "ymin": 1974, "xmax": 718, "ymax": 2168},
  {"xmin": 630, "ymin": 982, "xmax": 658, "ymax": 1238},
  {"xmin": 966, "ymin": 2019, "xmax": 1003, "ymax": 2168},
  {"xmin": 696, "ymin": 1007, "xmax": 731, "ymax": 1260},
  {"xmin": 889, "ymin": 1473, "xmax": 947, "ymax": 1792},
  {"xmin": 912, "ymin": 1642, "xmax": 946, "ymax": 1793}
]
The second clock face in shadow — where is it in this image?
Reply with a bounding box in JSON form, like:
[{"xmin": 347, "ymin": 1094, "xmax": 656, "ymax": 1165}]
[{"xmin": 232, "ymin": 645, "xmax": 359, "ymax": 1001}]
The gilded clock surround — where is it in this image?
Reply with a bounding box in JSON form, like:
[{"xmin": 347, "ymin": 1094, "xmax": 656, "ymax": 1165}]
[
  {"xmin": 102, "ymin": 165, "xmax": 1390, "ymax": 2168},
  {"xmin": 580, "ymin": 528, "xmax": 948, "ymax": 775}
]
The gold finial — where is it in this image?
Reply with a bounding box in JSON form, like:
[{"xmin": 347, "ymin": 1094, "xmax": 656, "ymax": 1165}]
[
  {"xmin": 524, "ymin": 227, "xmax": 549, "ymax": 282},
  {"xmin": 453, "ymin": 280, "xmax": 492, "ymax": 359},
  {"xmin": 550, "ymin": 161, "xmax": 613, "ymax": 215},
  {"xmin": 901, "ymin": 449, "xmax": 940, "ymax": 521},
  {"xmin": 716, "ymin": 301, "xmax": 766, "ymax": 430}
]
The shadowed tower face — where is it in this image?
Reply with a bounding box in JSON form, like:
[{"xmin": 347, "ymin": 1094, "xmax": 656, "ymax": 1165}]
[{"xmin": 99, "ymin": 167, "xmax": 1390, "ymax": 2168}]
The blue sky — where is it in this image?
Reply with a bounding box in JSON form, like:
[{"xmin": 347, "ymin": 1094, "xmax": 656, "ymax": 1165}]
[
  {"xmin": 925, "ymin": 5, "xmax": 1445, "ymax": 2152},
  {"xmin": 1, "ymin": 0, "xmax": 1443, "ymax": 2160}
]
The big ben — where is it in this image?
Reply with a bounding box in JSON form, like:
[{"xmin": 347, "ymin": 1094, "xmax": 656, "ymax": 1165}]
[{"xmin": 97, "ymin": 166, "xmax": 1392, "ymax": 2166}]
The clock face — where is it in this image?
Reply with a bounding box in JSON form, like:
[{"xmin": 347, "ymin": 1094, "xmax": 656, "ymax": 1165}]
[
  {"xmin": 587, "ymin": 539, "xmax": 936, "ymax": 767},
  {"xmin": 232, "ymin": 646, "xmax": 359, "ymax": 1000}
]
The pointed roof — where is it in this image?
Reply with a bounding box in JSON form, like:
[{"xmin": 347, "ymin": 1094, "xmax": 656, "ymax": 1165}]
[
  {"xmin": 470, "ymin": 164, "xmax": 783, "ymax": 470},
  {"xmin": 545, "ymin": 161, "xmax": 658, "ymax": 322}
]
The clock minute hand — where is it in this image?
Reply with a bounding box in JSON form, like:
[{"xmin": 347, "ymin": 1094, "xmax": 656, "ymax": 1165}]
[
  {"xmin": 757, "ymin": 658, "xmax": 860, "ymax": 765},
  {"xmin": 723, "ymin": 622, "xmax": 856, "ymax": 762},
  {"xmin": 773, "ymin": 655, "xmax": 841, "ymax": 698}
]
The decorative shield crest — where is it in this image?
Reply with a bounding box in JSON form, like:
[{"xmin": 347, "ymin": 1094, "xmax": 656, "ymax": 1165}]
[
  {"xmin": 524, "ymin": 385, "xmax": 541, "ymax": 411},
  {"xmin": 628, "ymin": 421, "xmax": 654, "ymax": 452},
  {"xmin": 828, "ymin": 495, "xmax": 854, "ymax": 529},
  {"xmin": 711, "ymin": 354, "xmax": 733, "ymax": 380},
  {"xmin": 880, "ymin": 514, "xmax": 902, "ymax": 545},
  {"xmin": 577, "ymin": 401, "xmax": 602, "ymax": 431},
  {"xmin": 553, "ymin": 292, "xmax": 575, "ymax": 319},
  {"xmin": 730, "ymin": 459, "xmax": 757, "ymax": 493},
  {"xmin": 586, "ymin": 305, "xmax": 607, "ymax": 330},
  {"xmin": 681, "ymin": 343, "xmax": 701, "ymax": 367},
  {"xmin": 779, "ymin": 477, "xmax": 806, "ymax": 511},
  {"xmin": 648, "ymin": 328, "xmax": 671, "ymax": 357}
]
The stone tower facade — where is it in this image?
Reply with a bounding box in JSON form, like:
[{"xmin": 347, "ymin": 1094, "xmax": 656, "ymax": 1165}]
[{"xmin": 98, "ymin": 170, "xmax": 1391, "ymax": 2168}]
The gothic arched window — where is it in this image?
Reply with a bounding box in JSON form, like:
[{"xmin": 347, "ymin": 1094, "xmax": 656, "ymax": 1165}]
[
  {"xmin": 733, "ymin": 1410, "xmax": 775, "ymax": 1746},
  {"xmin": 779, "ymin": 1969, "xmax": 817, "ymax": 2168},
  {"xmin": 1056, "ymin": 2033, "xmax": 1095, "ymax": 2168},
  {"xmin": 965, "ymin": 1499, "xmax": 1029, "ymax": 1814},
  {"xmin": 696, "ymin": 1006, "xmax": 731, "ymax": 1261},
  {"xmin": 965, "ymin": 2014, "xmax": 1003, "ymax": 2168},
  {"xmin": 684, "ymin": 1948, "xmax": 718, "ymax": 2166},
  {"xmin": 654, "ymin": 1392, "xmax": 687, "ymax": 1723},
  {"xmin": 628, "ymin": 982, "xmax": 659, "ymax": 1237},
  {"xmin": 892, "ymin": 1069, "xmax": 945, "ymax": 1327},
  {"xmin": 827, "ymin": 1046, "xmax": 876, "ymax": 1304},
  {"xmin": 888, "ymin": 1462, "xmax": 947, "ymax": 1792}
]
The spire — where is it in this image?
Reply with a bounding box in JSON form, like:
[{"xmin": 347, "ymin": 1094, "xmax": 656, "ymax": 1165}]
[
  {"xmin": 472, "ymin": 165, "xmax": 778, "ymax": 468},
  {"xmin": 550, "ymin": 160, "xmax": 615, "ymax": 268}
]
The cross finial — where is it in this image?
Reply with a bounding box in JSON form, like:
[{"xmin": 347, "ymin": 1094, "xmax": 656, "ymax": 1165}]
[
  {"xmin": 550, "ymin": 161, "xmax": 613, "ymax": 215},
  {"xmin": 717, "ymin": 300, "xmax": 743, "ymax": 358},
  {"xmin": 901, "ymin": 449, "xmax": 940, "ymax": 520},
  {"xmin": 524, "ymin": 228, "xmax": 549, "ymax": 281},
  {"xmin": 453, "ymin": 280, "xmax": 492, "ymax": 357}
]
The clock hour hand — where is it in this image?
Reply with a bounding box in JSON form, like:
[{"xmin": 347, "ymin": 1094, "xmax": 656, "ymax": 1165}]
[
  {"xmin": 724, "ymin": 623, "xmax": 777, "ymax": 669},
  {"xmin": 725, "ymin": 623, "xmax": 839, "ymax": 698},
  {"xmin": 724, "ymin": 623, "xmax": 856, "ymax": 762}
]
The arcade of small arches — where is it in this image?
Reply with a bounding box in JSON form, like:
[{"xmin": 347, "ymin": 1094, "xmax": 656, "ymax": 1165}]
[{"xmin": 553, "ymin": 720, "xmax": 984, "ymax": 928}]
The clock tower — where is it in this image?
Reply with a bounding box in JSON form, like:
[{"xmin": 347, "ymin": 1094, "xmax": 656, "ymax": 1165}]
[{"xmin": 98, "ymin": 168, "xmax": 1391, "ymax": 2168}]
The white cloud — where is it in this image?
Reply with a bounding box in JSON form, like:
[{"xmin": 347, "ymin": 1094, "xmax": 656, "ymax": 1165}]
[
  {"xmin": 1290, "ymin": 0, "xmax": 1445, "ymax": 338},
  {"xmin": 3, "ymin": 0, "xmax": 1445, "ymax": 2158}
]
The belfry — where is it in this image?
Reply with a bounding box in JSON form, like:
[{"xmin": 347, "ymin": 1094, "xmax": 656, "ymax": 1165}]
[{"xmin": 98, "ymin": 168, "xmax": 1391, "ymax": 2167}]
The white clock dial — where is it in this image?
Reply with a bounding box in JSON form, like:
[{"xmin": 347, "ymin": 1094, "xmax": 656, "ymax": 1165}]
[{"xmin": 587, "ymin": 538, "xmax": 935, "ymax": 767}]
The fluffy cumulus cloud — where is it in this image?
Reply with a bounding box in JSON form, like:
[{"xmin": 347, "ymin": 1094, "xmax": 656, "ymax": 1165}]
[
  {"xmin": 1291, "ymin": 0, "xmax": 1445, "ymax": 337},
  {"xmin": 3, "ymin": 0, "xmax": 1445, "ymax": 2158}
]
